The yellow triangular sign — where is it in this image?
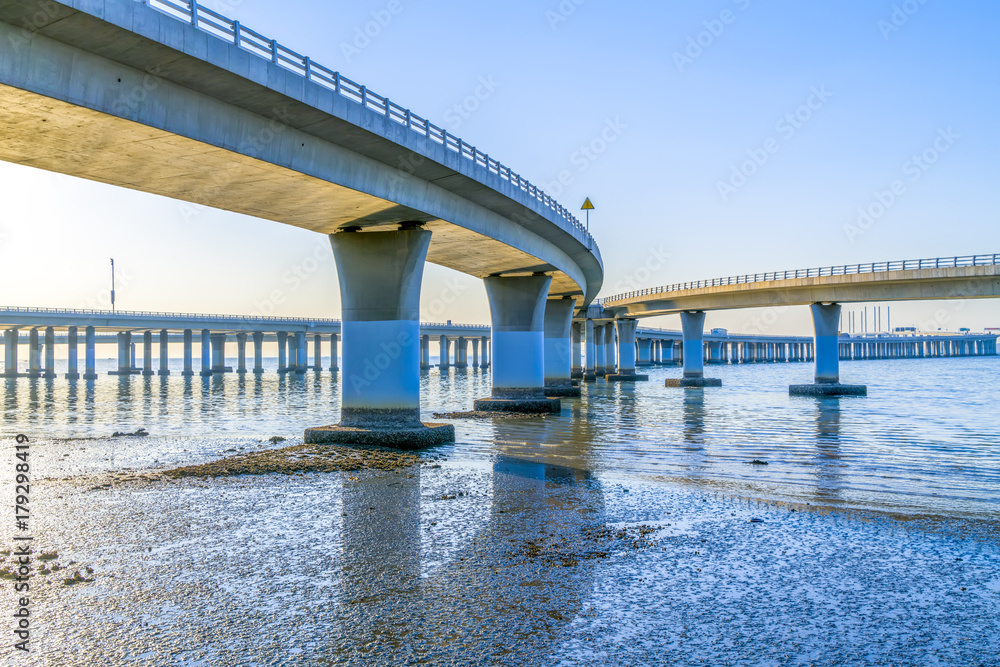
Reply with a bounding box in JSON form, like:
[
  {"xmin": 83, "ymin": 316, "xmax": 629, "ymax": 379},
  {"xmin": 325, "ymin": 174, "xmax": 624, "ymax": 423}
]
[{"xmin": 581, "ymin": 198, "xmax": 595, "ymax": 210}]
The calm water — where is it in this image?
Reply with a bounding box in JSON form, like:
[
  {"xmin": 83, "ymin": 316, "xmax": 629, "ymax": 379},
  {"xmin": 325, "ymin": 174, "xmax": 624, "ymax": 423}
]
[{"xmin": 2, "ymin": 355, "xmax": 998, "ymax": 520}]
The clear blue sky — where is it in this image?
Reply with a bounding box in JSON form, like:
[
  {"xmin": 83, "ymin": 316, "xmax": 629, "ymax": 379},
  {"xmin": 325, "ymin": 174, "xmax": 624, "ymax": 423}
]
[{"xmin": 1, "ymin": 0, "xmax": 997, "ymax": 334}]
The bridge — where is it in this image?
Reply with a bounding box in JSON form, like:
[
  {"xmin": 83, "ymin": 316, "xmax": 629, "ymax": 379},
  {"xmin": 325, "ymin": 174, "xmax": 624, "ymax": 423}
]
[
  {"xmin": 0, "ymin": 0, "xmax": 605, "ymax": 446},
  {"xmin": 590, "ymin": 254, "xmax": 1000, "ymax": 394}
]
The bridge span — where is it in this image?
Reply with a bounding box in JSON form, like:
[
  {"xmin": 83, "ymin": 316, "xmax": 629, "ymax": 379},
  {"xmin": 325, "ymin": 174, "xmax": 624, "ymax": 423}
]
[{"xmin": 0, "ymin": 0, "xmax": 606, "ymax": 444}]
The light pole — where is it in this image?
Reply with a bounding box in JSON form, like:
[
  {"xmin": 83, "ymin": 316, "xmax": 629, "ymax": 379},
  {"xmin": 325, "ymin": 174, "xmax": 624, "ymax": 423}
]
[{"xmin": 110, "ymin": 258, "xmax": 116, "ymax": 313}]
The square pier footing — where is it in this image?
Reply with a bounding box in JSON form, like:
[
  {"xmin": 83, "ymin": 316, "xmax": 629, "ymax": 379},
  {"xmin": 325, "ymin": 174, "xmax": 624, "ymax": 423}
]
[
  {"xmin": 473, "ymin": 397, "xmax": 561, "ymax": 413},
  {"xmin": 304, "ymin": 423, "xmax": 455, "ymax": 449},
  {"xmin": 789, "ymin": 383, "xmax": 867, "ymax": 396},
  {"xmin": 544, "ymin": 383, "xmax": 581, "ymax": 397},
  {"xmin": 665, "ymin": 377, "xmax": 722, "ymax": 387}
]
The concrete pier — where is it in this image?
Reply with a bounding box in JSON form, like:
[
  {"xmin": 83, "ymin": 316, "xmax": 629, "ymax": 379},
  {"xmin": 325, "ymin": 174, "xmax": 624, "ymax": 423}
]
[
  {"xmin": 253, "ymin": 332, "xmax": 264, "ymax": 374},
  {"xmin": 3, "ymin": 329, "xmax": 17, "ymax": 377},
  {"xmin": 313, "ymin": 334, "xmax": 322, "ymax": 371},
  {"xmin": 790, "ymin": 303, "xmax": 867, "ymax": 396},
  {"xmin": 158, "ymin": 329, "xmax": 170, "ymax": 376},
  {"xmin": 200, "ymin": 329, "xmax": 212, "ymax": 377},
  {"xmin": 182, "ymin": 329, "xmax": 194, "ymax": 377},
  {"xmin": 607, "ymin": 319, "xmax": 648, "ymax": 381},
  {"xmin": 543, "ymin": 297, "xmax": 581, "ymax": 397},
  {"xmin": 635, "ymin": 337, "xmax": 652, "ymax": 368},
  {"xmin": 456, "ymin": 337, "xmax": 468, "ymax": 368},
  {"xmin": 666, "ymin": 311, "xmax": 721, "ymax": 387},
  {"xmin": 142, "ymin": 330, "xmax": 155, "ymax": 376},
  {"xmin": 438, "ymin": 335, "xmax": 449, "ymax": 369},
  {"xmin": 480, "ymin": 335, "xmax": 490, "ymax": 368},
  {"xmin": 594, "ymin": 324, "xmax": 607, "ymax": 378},
  {"xmin": 571, "ymin": 321, "xmax": 583, "ymax": 379},
  {"xmin": 65, "ymin": 326, "xmax": 79, "ymax": 379},
  {"xmin": 28, "ymin": 329, "xmax": 40, "ymax": 378},
  {"xmin": 305, "ymin": 228, "xmax": 453, "ymax": 448},
  {"xmin": 84, "ymin": 326, "xmax": 97, "ymax": 380},
  {"xmin": 294, "ymin": 332, "xmax": 307, "ymax": 374},
  {"xmin": 43, "ymin": 327, "xmax": 56, "ymax": 378},
  {"xmin": 474, "ymin": 274, "xmax": 560, "ymax": 413},
  {"xmin": 471, "ymin": 338, "xmax": 480, "ymax": 368},
  {"xmin": 329, "ymin": 333, "xmax": 339, "ymax": 372},
  {"xmin": 277, "ymin": 332, "xmax": 288, "ymax": 374},
  {"xmin": 110, "ymin": 332, "xmax": 136, "ymax": 376},
  {"xmin": 237, "ymin": 333, "xmax": 248, "ymax": 374},
  {"xmin": 605, "ymin": 325, "xmax": 616, "ymax": 376},
  {"xmin": 420, "ymin": 334, "xmax": 431, "ymax": 370},
  {"xmin": 584, "ymin": 319, "xmax": 597, "ymax": 382}
]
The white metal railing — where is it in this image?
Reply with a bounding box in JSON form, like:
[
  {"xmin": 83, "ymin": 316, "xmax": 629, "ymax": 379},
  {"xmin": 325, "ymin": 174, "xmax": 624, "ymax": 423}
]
[
  {"xmin": 599, "ymin": 254, "xmax": 1000, "ymax": 305},
  {"xmin": 137, "ymin": 0, "xmax": 594, "ymax": 248},
  {"xmin": 0, "ymin": 307, "xmax": 488, "ymax": 330}
]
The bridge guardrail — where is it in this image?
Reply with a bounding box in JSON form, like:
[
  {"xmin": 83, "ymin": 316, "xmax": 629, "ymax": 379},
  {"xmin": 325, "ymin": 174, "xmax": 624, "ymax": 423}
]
[
  {"xmin": 599, "ymin": 253, "xmax": 1000, "ymax": 305},
  {"xmin": 138, "ymin": 0, "xmax": 595, "ymax": 250}
]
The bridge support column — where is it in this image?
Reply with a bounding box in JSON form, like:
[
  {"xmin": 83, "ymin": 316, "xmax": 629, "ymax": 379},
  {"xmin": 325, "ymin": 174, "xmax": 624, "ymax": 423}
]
[
  {"xmin": 471, "ymin": 338, "xmax": 480, "ymax": 368},
  {"xmin": 543, "ymin": 297, "xmax": 580, "ymax": 396},
  {"xmin": 663, "ymin": 340, "xmax": 675, "ymax": 364},
  {"xmin": 666, "ymin": 311, "xmax": 721, "ymax": 387},
  {"xmin": 3, "ymin": 330, "xmax": 17, "ymax": 378},
  {"xmin": 210, "ymin": 333, "xmax": 229, "ymax": 374},
  {"xmin": 438, "ymin": 335, "xmax": 449, "ymax": 369},
  {"xmin": 110, "ymin": 332, "xmax": 133, "ymax": 376},
  {"xmin": 200, "ymin": 329, "xmax": 212, "ymax": 377},
  {"xmin": 84, "ymin": 327, "xmax": 97, "ymax": 380},
  {"xmin": 608, "ymin": 319, "xmax": 648, "ymax": 381},
  {"xmin": 480, "ymin": 336, "xmax": 490, "ymax": 368},
  {"xmin": 594, "ymin": 324, "xmax": 606, "ymax": 377},
  {"xmin": 158, "ymin": 329, "xmax": 170, "ymax": 376},
  {"xmin": 27, "ymin": 329, "xmax": 40, "ymax": 378},
  {"xmin": 65, "ymin": 327, "xmax": 79, "ymax": 379},
  {"xmin": 42, "ymin": 327, "xmax": 56, "ymax": 378},
  {"xmin": 294, "ymin": 332, "xmax": 307, "ymax": 374},
  {"xmin": 420, "ymin": 334, "xmax": 431, "ymax": 370},
  {"xmin": 790, "ymin": 303, "xmax": 866, "ymax": 397},
  {"xmin": 636, "ymin": 337, "xmax": 653, "ymax": 367},
  {"xmin": 329, "ymin": 333, "xmax": 339, "ymax": 372},
  {"xmin": 474, "ymin": 275, "xmax": 560, "ymax": 413},
  {"xmin": 142, "ymin": 330, "xmax": 154, "ymax": 377},
  {"xmin": 313, "ymin": 335, "xmax": 322, "ymax": 371},
  {"xmin": 605, "ymin": 325, "xmax": 616, "ymax": 375},
  {"xmin": 570, "ymin": 322, "xmax": 583, "ymax": 378},
  {"xmin": 456, "ymin": 337, "xmax": 468, "ymax": 368},
  {"xmin": 253, "ymin": 332, "xmax": 264, "ymax": 374},
  {"xmin": 305, "ymin": 228, "xmax": 453, "ymax": 448},
  {"xmin": 182, "ymin": 329, "xmax": 194, "ymax": 377},
  {"xmin": 707, "ymin": 340, "xmax": 724, "ymax": 365},
  {"xmin": 237, "ymin": 333, "xmax": 248, "ymax": 374},
  {"xmin": 277, "ymin": 332, "xmax": 288, "ymax": 373},
  {"xmin": 584, "ymin": 319, "xmax": 596, "ymax": 382}
]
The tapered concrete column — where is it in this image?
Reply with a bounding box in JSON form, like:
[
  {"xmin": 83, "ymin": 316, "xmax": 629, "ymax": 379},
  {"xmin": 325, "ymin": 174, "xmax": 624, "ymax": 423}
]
[
  {"xmin": 27, "ymin": 329, "xmax": 40, "ymax": 378},
  {"xmin": 237, "ymin": 333, "xmax": 248, "ymax": 374},
  {"xmin": 419, "ymin": 334, "xmax": 431, "ymax": 369},
  {"xmin": 791, "ymin": 303, "xmax": 866, "ymax": 396},
  {"xmin": 181, "ymin": 329, "xmax": 194, "ymax": 377},
  {"xmin": 635, "ymin": 337, "xmax": 653, "ymax": 367},
  {"xmin": 110, "ymin": 331, "xmax": 132, "ymax": 376},
  {"xmin": 157, "ymin": 329, "xmax": 170, "ymax": 376},
  {"xmin": 663, "ymin": 340, "xmax": 675, "ymax": 364},
  {"xmin": 293, "ymin": 332, "xmax": 307, "ymax": 374},
  {"xmin": 41, "ymin": 327, "xmax": 56, "ymax": 378},
  {"xmin": 305, "ymin": 228, "xmax": 453, "ymax": 448},
  {"xmin": 471, "ymin": 338, "xmax": 480, "ymax": 368},
  {"xmin": 594, "ymin": 324, "xmax": 606, "ymax": 377},
  {"xmin": 200, "ymin": 329, "xmax": 212, "ymax": 377},
  {"xmin": 141, "ymin": 330, "xmax": 154, "ymax": 377},
  {"xmin": 571, "ymin": 322, "xmax": 583, "ymax": 379},
  {"xmin": 456, "ymin": 337, "xmax": 468, "ymax": 368},
  {"xmin": 277, "ymin": 331, "xmax": 288, "ymax": 373},
  {"xmin": 83, "ymin": 326, "xmax": 97, "ymax": 380},
  {"xmin": 131, "ymin": 342, "xmax": 136, "ymax": 369},
  {"xmin": 312, "ymin": 334, "xmax": 322, "ymax": 371},
  {"xmin": 252, "ymin": 332, "xmax": 264, "ymax": 373},
  {"xmin": 608, "ymin": 319, "xmax": 647, "ymax": 381},
  {"xmin": 666, "ymin": 311, "xmax": 721, "ymax": 387},
  {"xmin": 605, "ymin": 326, "xmax": 616, "ymax": 375},
  {"xmin": 438, "ymin": 335, "xmax": 449, "ymax": 369},
  {"xmin": 64, "ymin": 326, "xmax": 79, "ymax": 379},
  {"xmin": 481, "ymin": 336, "xmax": 490, "ymax": 368},
  {"xmin": 474, "ymin": 274, "xmax": 560, "ymax": 413},
  {"xmin": 543, "ymin": 297, "xmax": 580, "ymax": 396},
  {"xmin": 329, "ymin": 333, "xmax": 339, "ymax": 371},
  {"xmin": 584, "ymin": 319, "xmax": 597, "ymax": 382},
  {"xmin": 3, "ymin": 329, "xmax": 18, "ymax": 378}
]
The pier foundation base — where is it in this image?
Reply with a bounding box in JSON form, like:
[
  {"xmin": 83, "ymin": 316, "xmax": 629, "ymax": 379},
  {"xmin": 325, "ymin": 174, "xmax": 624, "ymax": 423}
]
[{"xmin": 789, "ymin": 383, "xmax": 866, "ymax": 397}]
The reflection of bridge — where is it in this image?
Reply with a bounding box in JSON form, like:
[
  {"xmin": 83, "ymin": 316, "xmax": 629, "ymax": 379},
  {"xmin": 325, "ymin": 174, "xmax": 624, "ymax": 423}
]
[
  {"xmin": 583, "ymin": 255, "xmax": 1000, "ymax": 394},
  {"xmin": 0, "ymin": 0, "xmax": 605, "ymax": 444}
]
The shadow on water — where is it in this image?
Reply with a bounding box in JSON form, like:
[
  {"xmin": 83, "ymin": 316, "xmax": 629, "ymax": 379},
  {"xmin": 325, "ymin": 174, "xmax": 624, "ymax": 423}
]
[
  {"xmin": 326, "ymin": 455, "xmax": 604, "ymax": 663},
  {"xmin": 812, "ymin": 396, "xmax": 844, "ymax": 505}
]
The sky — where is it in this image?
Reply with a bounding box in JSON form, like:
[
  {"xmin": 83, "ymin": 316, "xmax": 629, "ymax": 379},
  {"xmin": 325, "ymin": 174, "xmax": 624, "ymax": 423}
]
[{"xmin": 1, "ymin": 0, "xmax": 998, "ymax": 335}]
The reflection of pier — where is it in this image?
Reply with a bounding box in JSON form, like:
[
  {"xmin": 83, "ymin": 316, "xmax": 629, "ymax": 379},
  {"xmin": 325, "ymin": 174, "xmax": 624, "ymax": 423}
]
[
  {"xmin": 331, "ymin": 457, "xmax": 603, "ymax": 662},
  {"xmin": 811, "ymin": 397, "xmax": 844, "ymax": 505}
]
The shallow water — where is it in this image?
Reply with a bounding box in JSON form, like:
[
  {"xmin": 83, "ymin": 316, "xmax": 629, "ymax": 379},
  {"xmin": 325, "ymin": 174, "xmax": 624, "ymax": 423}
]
[{"xmin": 3, "ymin": 355, "xmax": 998, "ymax": 519}]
